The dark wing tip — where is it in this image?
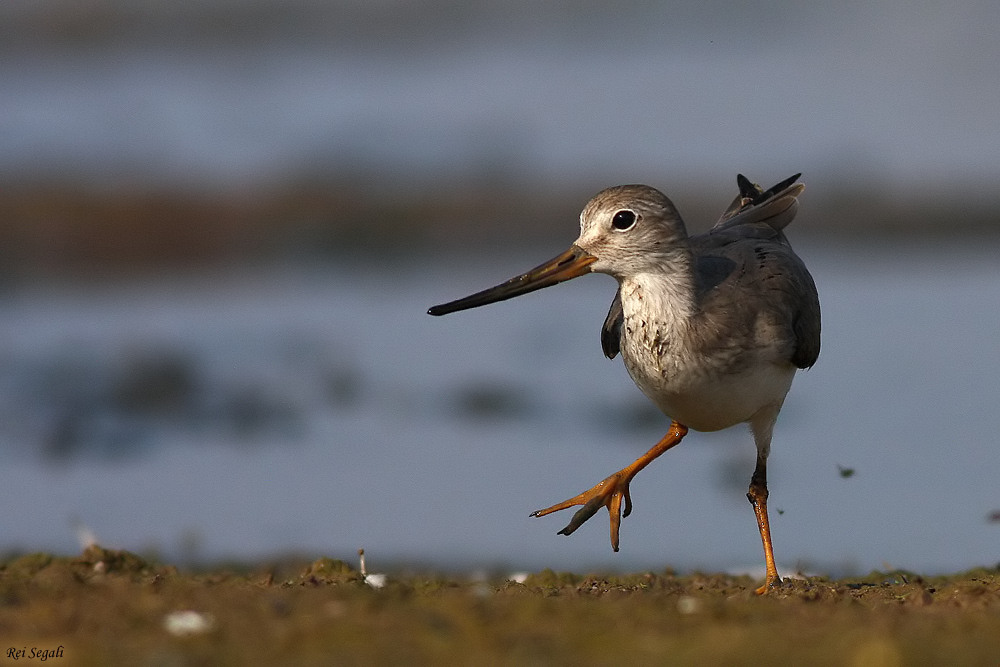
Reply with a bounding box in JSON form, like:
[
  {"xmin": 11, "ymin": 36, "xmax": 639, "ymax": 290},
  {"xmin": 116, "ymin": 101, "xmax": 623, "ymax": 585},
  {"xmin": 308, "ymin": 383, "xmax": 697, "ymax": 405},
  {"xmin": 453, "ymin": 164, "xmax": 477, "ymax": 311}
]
[
  {"xmin": 600, "ymin": 289, "xmax": 623, "ymax": 359},
  {"xmin": 736, "ymin": 174, "xmax": 759, "ymax": 199},
  {"xmin": 768, "ymin": 173, "xmax": 802, "ymax": 196},
  {"xmin": 760, "ymin": 173, "xmax": 802, "ymax": 202},
  {"xmin": 737, "ymin": 173, "xmax": 802, "ymax": 205}
]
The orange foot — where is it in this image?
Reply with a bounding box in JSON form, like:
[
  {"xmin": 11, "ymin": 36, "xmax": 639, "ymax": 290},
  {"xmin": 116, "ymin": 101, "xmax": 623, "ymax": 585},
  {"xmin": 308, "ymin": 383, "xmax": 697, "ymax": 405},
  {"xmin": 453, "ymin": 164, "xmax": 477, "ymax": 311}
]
[
  {"xmin": 755, "ymin": 575, "xmax": 783, "ymax": 596},
  {"xmin": 530, "ymin": 422, "xmax": 688, "ymax": 552},
  {"xmin": 530, "ymin": 468, "xmax": 636, "ymax": 551}
]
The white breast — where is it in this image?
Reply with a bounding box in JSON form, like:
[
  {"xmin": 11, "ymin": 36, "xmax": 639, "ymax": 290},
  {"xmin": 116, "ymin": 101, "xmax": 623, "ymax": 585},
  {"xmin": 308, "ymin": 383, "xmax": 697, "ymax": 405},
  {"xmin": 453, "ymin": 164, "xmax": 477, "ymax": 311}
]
[{"xmin": 619, "ymin": 273, "xmax": 797, "ymax": 432}]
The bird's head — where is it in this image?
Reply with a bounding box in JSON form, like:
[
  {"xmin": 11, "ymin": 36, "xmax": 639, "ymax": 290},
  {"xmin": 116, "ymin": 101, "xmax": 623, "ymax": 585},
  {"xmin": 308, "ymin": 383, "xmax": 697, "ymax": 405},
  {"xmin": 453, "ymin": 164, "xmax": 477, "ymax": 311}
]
[
  {"xmin": 427, "ymin": 184, "xmax": 688, "ymax": 316},
  {"xmin": 574, "ymin": 185, "xmax": 688, "ymax": 280}
]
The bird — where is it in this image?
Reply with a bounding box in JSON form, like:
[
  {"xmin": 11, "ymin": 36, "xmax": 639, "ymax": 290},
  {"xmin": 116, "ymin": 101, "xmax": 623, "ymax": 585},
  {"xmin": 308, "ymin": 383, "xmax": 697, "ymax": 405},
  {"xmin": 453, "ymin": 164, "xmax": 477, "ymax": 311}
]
[{"xmin": 428, "ymin": 174, "xmax": 820, "ymax": 594}]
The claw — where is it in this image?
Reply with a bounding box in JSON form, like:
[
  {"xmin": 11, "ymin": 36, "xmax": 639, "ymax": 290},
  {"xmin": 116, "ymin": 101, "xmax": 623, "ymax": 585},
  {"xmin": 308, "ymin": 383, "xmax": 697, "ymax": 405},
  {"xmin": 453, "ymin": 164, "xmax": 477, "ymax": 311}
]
[{"xmin": 608, "ymin": 491, "xmax": 624, "ymax": 551}]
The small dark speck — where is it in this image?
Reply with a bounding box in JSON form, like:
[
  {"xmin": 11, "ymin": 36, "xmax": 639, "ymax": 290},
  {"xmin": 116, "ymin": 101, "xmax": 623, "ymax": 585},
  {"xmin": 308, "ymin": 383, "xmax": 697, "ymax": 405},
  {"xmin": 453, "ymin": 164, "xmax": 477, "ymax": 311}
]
[
  {"xmin": 776, "ymin": 508, "xmax": 784, "ymax": 516},
  {"xmin": 988, "ymin": 510, "xmax": 1000, "ymax": 523},
  {"xmin": 837, "ymin": 465, "xmax": 855, "ymax": 479}
]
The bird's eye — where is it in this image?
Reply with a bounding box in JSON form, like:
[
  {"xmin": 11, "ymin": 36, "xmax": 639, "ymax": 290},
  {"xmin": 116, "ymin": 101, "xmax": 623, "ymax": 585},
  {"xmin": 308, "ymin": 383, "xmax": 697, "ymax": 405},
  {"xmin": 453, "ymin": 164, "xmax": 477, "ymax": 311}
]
[{"xmin": 611, "ymin": 209, "xmax": 637, "ymax": 231}]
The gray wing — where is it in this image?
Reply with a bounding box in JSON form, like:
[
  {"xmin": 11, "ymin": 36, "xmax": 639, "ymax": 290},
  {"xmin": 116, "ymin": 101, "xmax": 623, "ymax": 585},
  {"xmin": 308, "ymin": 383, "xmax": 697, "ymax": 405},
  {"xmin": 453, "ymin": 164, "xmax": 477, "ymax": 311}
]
[
  {"xmin": 601, "ymin": 289, "xmax": 623, "ymax": 359},
  {"xmin": 691, "ymin": 227, "xmax": 820, "ymax": 370},
  {"xmin": 790, "ymin": 269, "xmax": 822, "ymax": 369},
  {"xmin": 693, "ymin": 174, "xmax": 820, "ymax": 369}
]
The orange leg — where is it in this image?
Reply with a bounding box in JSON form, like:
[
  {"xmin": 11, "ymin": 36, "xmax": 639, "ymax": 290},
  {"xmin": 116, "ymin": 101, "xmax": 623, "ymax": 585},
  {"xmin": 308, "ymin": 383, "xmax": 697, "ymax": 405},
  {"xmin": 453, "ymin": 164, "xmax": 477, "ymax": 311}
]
[
  {"xmin": 531, "ymin": 422, "xmax": 688, "ymax": 551},
  {"xmin": 747, "ymin": 455, "xmax": 781, "ymax": 594}
]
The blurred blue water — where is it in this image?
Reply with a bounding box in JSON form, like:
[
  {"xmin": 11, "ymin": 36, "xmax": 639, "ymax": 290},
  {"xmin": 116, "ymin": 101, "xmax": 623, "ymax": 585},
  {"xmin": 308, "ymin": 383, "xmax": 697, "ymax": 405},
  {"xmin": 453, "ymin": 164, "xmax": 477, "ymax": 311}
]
[
  {"xmin": 1, "ymin": 239, "xmax": 997, "ymax": 574},
  {"xmin": 2, "ymin": 1, "xmax": 1000, "ymax": 193}
]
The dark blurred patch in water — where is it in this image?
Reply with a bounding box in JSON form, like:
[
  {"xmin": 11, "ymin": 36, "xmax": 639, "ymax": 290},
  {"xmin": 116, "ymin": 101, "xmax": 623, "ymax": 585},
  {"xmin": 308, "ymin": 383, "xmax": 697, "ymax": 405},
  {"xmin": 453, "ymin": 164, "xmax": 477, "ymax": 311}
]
[
  {"xmin": 325, "ymin": 367, "xmax": 363, "ymax": 409},
  {"xmin": 451, "ymin": 382, "xmax": 537, "ymax": 422},
  {"xmin": 13, "ymin": 346, "xmax": 313, "ymax": 463},
  {"xmin": 113, "ymin": 351, "xmax": 197, "ymax": 417}
]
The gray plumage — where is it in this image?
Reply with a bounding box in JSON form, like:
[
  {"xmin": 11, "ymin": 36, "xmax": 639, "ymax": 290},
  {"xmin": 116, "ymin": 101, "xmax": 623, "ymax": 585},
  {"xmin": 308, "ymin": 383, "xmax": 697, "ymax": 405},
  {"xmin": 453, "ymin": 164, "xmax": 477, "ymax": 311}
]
[{"xmin": 601, "ymin": 175, "xmax": 819, "ymax": 376}]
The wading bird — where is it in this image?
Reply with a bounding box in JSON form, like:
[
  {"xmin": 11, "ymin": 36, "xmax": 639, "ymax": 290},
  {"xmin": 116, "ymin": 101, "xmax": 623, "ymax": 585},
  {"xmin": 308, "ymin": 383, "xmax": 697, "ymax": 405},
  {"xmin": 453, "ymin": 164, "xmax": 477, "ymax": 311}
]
[{"xmin": 428, "ymin": 174, "xmax": 820, "ymax": 593}]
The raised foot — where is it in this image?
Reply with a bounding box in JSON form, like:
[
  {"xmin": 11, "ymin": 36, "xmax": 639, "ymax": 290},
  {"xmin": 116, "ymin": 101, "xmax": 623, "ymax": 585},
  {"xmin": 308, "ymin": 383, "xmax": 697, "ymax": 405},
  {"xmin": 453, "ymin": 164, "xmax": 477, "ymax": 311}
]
[
  {"xmin": 529, "ymin": 422, "xmax": 689, "ymax": 553},
  {"xmin": 530, "ymin": 469, "xmax": 635, "ymax": 552}
]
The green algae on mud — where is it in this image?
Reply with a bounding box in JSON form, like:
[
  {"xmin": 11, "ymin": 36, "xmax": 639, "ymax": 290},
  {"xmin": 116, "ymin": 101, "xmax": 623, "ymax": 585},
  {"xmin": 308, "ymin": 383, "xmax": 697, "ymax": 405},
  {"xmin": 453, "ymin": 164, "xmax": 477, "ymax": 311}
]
[{"xmin": 1, "ymin": 547, "xmax": 999, "ymax": 665}]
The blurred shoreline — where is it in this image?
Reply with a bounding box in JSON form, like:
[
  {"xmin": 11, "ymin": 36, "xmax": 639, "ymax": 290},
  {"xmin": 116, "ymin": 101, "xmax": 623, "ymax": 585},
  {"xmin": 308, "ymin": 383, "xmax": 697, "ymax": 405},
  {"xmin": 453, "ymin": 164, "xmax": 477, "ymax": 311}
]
[{"xmin": 2, "ymin": 177, "xmax": 996, "ymax": 281}]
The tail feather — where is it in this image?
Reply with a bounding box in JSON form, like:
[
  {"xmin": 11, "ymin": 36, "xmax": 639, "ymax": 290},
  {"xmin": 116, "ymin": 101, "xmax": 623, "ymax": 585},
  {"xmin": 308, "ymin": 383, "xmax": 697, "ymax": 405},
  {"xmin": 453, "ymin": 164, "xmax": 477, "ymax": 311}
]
[{"xmin": 713, "ymin": 173, "xmax": 804, "ymax": 232}]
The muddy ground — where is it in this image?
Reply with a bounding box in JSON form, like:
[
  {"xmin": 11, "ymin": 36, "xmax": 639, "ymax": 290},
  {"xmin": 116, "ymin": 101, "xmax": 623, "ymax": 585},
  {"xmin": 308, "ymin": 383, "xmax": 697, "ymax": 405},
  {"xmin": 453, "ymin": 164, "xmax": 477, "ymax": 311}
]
[{"xmin": 1, "ymin": 547, "xmax": 998, "ymax": 665}]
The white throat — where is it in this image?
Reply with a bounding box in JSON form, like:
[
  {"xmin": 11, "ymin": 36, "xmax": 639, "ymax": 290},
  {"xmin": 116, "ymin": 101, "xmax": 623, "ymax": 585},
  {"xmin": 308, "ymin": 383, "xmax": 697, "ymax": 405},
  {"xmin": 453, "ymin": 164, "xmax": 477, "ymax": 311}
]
[{"xmin": 619, "ymin": 265, "xmax": 696, "ymax": 329}]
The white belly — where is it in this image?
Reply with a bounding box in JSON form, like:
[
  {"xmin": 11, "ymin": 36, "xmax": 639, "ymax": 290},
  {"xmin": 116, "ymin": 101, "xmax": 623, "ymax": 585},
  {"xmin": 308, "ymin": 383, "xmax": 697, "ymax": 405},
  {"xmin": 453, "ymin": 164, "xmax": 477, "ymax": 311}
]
[{"xmin": 624, "ymin": 355, "xmax": 796, "ymax": 432}]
